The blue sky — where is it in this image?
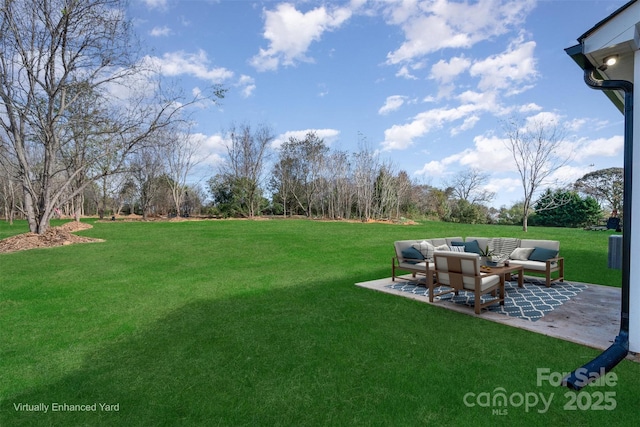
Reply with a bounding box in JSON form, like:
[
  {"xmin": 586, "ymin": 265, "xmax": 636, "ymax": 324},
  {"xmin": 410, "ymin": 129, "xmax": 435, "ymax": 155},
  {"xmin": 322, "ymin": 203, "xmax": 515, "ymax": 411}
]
[{"xmin": 128, "ymin": 0, "xmax": 627, "ymax": 208}]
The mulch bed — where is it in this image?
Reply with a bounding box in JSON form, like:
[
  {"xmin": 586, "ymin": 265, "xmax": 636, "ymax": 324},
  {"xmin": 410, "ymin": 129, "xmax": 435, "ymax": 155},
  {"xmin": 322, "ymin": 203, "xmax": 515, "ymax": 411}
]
[{"xmin": 0, "ymin": 222, "xmax": 104, "ymax": 254}]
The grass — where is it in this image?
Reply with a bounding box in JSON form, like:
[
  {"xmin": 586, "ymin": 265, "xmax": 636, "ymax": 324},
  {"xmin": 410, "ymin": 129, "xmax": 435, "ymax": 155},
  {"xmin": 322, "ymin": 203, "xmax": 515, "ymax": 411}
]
[{"xmin": 1, "ymin": 219, "xmax": 638, "ymax": 426}]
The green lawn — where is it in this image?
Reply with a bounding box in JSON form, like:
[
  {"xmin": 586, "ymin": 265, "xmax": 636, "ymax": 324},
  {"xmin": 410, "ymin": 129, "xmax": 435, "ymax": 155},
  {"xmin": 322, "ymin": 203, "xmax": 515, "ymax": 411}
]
[{"xmin": 1, "ymin": 219, "xmax": 638, "ymax": 426}]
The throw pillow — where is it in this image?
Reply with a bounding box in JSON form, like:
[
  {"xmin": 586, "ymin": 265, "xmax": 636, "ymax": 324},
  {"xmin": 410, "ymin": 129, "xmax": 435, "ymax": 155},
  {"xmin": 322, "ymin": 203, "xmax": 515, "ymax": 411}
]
[
  {"xmin": 462, "ymin": 239, "xmax": 483, "ymax": 255},
  {"xmin": 411, "ymin": 240, "xmax": 435, "ymax": 260},
  {"xmin": 450, "ymin": 241, "xmax": 465, "ymax": 246},
  {"xmin": 489, "ymin": 238, "xmax": 520, "ymax": 260},
  {"xmin": 529, "ymin": 247, "xmax": 559, "ymax": 262},
  {"xmin": 434, "ymin": 244, "xmax": 450, "ymax": 251},
  {"xmin": 449, "ymin": 246, "xmax": 466, "ymax": 252},
  {"xmin": 401, "ymin": 247, "xmax": 425, "ymax": 264},
  {"xmin": 510, "ymin": 247, "xmax": 534, "ymax": 260}
]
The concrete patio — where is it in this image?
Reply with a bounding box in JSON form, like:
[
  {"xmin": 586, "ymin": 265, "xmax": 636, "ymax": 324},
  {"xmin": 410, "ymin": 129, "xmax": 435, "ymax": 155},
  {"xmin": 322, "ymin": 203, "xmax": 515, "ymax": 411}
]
[{"xmin": 356, "ymin": 274, "xmax": 639, "ymax": 362}]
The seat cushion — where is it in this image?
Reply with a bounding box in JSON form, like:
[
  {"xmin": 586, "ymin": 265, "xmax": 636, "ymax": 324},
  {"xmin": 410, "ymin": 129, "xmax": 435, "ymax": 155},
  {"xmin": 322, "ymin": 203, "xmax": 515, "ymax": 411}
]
[
  {"xmin": 462, "ymin": 274, "xmax": 500, "ymax": 292},
  {"xmin": 398, "ymin": 261, "xmax": 429, "ymax": 270},
  {"xmin": 509, "ymin": 259, "xmax": 557, "ymax": 271}
]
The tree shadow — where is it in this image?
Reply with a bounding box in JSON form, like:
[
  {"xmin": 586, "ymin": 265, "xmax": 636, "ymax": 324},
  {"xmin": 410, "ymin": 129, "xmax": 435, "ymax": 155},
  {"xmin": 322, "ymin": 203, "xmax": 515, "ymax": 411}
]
[{"xmin": 2, "ymin": 278, "xmax": 420, "ymax": 426}]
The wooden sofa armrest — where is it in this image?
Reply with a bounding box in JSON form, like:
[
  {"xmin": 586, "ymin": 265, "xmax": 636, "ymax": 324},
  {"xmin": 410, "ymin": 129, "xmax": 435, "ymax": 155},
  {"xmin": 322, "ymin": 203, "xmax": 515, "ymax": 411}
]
[
  {"xmin": 392, "ymin": 256, "xmax": 432, "ymax": 282},
  {"xmin": 542, "ymin": 256, "xmax": 564, "ymax": 287}
]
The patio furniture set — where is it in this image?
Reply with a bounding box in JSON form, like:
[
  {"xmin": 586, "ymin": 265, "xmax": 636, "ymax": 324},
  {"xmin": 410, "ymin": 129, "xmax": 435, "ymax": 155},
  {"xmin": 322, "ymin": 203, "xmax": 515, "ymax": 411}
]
[{"xmin": 391, "ymin": 237, "xmax": 564, "ymax": 314}]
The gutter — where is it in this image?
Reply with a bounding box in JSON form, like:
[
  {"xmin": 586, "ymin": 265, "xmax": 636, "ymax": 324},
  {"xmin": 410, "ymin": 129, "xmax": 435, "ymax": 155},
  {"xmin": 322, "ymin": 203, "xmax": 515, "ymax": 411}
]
[{"xmin": 562, "ymin": 48, "xmax": 632, "ymax": 390}]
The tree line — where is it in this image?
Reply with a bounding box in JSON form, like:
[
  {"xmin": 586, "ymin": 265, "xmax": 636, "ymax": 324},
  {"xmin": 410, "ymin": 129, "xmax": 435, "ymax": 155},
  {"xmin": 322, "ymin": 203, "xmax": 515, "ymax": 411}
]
[
  {"xmin": 0, "ymin": 1, "xmax": 624, "ymax": 232},
  {"xmin": 0, "ymin": 110, "xmax": 624, "ymax": 229}
]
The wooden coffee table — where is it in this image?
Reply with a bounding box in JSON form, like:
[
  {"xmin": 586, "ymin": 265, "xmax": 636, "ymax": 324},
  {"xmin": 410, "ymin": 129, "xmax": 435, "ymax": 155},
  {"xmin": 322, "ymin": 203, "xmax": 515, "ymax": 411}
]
[{"xmin": 480, "ymin": 264, "xmax": 524, "ymax": 288}]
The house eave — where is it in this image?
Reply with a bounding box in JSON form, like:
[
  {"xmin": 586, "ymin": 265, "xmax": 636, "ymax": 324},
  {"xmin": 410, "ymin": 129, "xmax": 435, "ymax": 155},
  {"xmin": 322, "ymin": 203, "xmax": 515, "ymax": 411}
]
[{"xmin": 565, "ymin": 44, "xmax": 626, "ymax": 113}]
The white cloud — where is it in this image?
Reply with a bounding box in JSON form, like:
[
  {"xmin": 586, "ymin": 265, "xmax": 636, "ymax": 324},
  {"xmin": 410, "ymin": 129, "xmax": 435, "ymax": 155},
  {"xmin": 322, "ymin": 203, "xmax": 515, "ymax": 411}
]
[
  {"xmin": 485, "ymin": 177, "xmax": 521, "ymax": 197},
  {"xmin": 469, "ymin": 37, "xmax": 538, "ymax": 93},
  {"xmin": 430, "ymin": 56, "xmax": 471, "ymax": 84},
  {"xmin": 455, "ymin": 134, "xmax": 514, "ymax": 171},
  {"xmin": 272, "ymin": 128, "xmax": 341, "ymax": 149},
  {"xmin": 415, "ymin": 134, "xmax": 515, "ymax": 180},
  {"xmin": 562, "ymin": 135, "xmax": 624, "ymax": 162},
  {"xmin": 237, "ymin": 75, "xmax": 256, "ymax": 98},
  {"xmin": 380, "ymin": 92, "xmax": 502, "ymax": 151},
  {"xmin": 147, "ymin": 50, "xmax": 234, "ymax": 84},
  {"xmin": 524, "ymin": 111, "xmax": 562, "ymax": 128},
  {"xmin": 143, "ymin": 0, "xmax": 168, "ymax": 10},
  {"xmin": 380, "ymin": 33, "xmax": 541, "ymax": 151},
  {"xmin": 396, "ymin": 65, "xmax": 418, "ymax": 80},
  {"xmin": 378, "ymin": 95, "xmax": 407, "ymax": 115},
  {"xmin": 565, "ymin": 118, "xmax": 587, "ymax": 132},
  {"xmin": 415, "ymin": 160, "xmax": 448, "ymax": 177},
  {"xmin": 519, "ymin": 103, "xmax": 543, "ymax": 113},
  {"xmin": 384, "ymin": 0, "xmax": 535, "ymax": 64},
  {"xmin": 251, "ymin": 3, "xmax": 353, "ymax": 71},
  {"xmin": 188, "ymin": 132, "xmax": 229, "ymax": 172},
  {"xmin": 150, "ymin": 26, "xmax": 171, "ymax": 37},
  {"xmin": 456, "ymin": 90, "xmax": 500, "ymax": 112},
  {"xmin": 451, "ymin": 115, "xmax": 480, "ymax": 135},
  {"xmin": 548, "ymin": 164, "xmax": 592, "ymax": 186},
  {"xmin": 381, "ymin": 103, "xmax": 483, "ymax": 151}
]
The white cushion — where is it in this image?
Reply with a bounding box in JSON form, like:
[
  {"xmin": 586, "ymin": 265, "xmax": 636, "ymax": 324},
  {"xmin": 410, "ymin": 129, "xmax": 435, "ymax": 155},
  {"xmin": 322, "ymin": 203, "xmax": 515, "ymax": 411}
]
[
  {"xmin": 412, "ymin": 240, "xmax": 435, "ymax": 260},
  {"xmin": 463, "ymin": 274, "xmax": 500, "ymax": 292},
  {"xmin": 398, "ymin": 261, "xmax": 429, "ymax": 270},
  {"xmin": 519, "ymin": 239, "xmax": 560, "ymax": 251},
  {"xmin": 510, "ymin": 247, "xmax": 535, "ymax": 260},
  {"xmin": 508, "ymin": 259, "xmax": 557, "ymax": 271}
]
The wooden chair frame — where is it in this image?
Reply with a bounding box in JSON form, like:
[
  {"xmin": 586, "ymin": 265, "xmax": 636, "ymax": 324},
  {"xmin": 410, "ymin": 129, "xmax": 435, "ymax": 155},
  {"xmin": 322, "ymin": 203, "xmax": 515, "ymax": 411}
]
[{"xmin": 431, "ymin": 252, "xmax": 505, "ymax": 314}]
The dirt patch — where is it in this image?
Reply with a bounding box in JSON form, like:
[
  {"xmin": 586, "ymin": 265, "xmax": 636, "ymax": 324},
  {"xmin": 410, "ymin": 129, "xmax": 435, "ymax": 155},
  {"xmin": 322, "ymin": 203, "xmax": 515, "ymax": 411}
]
[{"xmin": 0, "ymin": 222, "xmax": 104, "ymax": 254}]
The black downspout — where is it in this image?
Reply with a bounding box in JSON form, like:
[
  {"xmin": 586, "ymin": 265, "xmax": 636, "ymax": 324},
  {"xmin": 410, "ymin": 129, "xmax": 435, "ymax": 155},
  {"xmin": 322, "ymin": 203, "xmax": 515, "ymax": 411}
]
[{"xmin": 563, "ymin": 64, "xmax": 632, "ymax": 390}]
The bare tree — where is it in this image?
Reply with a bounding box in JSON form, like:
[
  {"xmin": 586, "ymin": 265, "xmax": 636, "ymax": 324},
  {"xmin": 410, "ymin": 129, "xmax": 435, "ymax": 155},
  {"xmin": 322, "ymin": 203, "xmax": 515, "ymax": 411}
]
[
  {"xmin": 220, "ymin": 123, "xmax": 273, "ymax": 217},
  {"xmin": 503, "ymin": 117, "xmax": 571, "ymax": 231},
  {"xmin": 162, "ymin": 126, "xmax": 204, "ymax": 217},
  {"xmin": 0, "ymin": 138, "xmax": 19, "ymax": 223},
  {"xmin": 373, "ymin": 161, "xmax": 399, "ymax": 220},
  {"xmin": 0, "ymin": 0, "xmax": 223, "ymax": 233},
  {"xmin": 448, "ymin": 169, "xmax": 495, "ymax": 205},
  {"xmin": 129, "ymin": 145, "xmax": 166, "ymax": 219},
  {"xmin": 353, "ymin": 137, "xmax": 379, "ymax": 221},
  {"xmin": 395, "ymin": 170, "xmax": 413, "ymax": 219},
  {"xmin": 276, "ymin": 132, "xmax": 327, "ymax": 218},
  {"xmin": 271, "ymin": 155, "xmax": 294, "ymax": 217},
  {"xmin": 324, "ymin": 150, "xmax": 352, "ymax": 219}
]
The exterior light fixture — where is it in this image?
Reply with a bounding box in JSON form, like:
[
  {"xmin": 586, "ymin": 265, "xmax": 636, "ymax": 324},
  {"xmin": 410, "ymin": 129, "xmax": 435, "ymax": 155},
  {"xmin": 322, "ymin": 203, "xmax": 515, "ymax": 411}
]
[{"xmin": 599, "ymin": 55, "xmax": 618, "ymax": 71}]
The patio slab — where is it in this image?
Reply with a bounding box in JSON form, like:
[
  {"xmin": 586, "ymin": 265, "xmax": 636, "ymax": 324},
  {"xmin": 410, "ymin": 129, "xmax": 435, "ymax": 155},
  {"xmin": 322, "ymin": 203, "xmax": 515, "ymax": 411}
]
[{"xmin": 355, "ymin": 275, "xmax": 639, "ymax": 362}]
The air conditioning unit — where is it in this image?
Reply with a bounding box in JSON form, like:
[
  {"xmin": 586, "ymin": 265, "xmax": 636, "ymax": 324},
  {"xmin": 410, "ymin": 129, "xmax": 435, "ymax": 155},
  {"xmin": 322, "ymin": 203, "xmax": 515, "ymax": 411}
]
[{"xmin": 608, "ymin": 235, "xmax": 623, "ymax": 270}]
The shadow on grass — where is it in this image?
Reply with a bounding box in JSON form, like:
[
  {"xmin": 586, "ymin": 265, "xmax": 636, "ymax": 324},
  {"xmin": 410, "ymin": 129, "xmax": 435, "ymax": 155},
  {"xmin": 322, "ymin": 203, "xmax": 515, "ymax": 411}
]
[
  {"xmin": 4, "ymin": 277, "xmax": 637, "ymax": 426},
  {"xmin": 4, "ymin": 279, "xmax": 452, "ymax": 426}
]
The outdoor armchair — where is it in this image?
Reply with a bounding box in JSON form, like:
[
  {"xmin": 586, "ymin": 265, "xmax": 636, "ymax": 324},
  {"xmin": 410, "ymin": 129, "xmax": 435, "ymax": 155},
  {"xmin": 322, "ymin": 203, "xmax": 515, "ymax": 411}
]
[{"xmin": 431, "ymin": 251, "xmax": 505, "ymax": 314}]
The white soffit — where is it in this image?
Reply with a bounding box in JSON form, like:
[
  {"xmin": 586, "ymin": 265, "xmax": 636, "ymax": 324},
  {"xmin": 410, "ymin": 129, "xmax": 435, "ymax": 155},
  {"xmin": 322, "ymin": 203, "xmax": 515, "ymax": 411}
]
[{"xmin": 582, "ymin": 3, "xmax": 640, "ymax": 84}]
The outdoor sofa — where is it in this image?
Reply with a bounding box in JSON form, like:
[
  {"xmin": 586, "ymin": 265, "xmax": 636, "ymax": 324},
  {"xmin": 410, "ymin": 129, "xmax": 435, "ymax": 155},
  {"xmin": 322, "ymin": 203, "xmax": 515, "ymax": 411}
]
[{"xmin": 392, "ymin": 236, "xmax": 564, "ymax": 287}]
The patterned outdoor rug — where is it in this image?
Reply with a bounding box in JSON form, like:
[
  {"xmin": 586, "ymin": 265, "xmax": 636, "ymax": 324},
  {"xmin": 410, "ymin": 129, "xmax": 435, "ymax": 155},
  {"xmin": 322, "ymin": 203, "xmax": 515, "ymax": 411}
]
[{"xmin": 385, "ymin": 278, "xmax": 587, "ymax": 321}]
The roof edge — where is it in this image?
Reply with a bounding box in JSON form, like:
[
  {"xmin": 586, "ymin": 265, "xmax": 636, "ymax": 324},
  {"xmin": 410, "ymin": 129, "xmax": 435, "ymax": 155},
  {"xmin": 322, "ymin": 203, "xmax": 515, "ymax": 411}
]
[
  {"xmin": 564, "ymin": 44, "xmax": 625, "ymax": 113},
  {"xmin": 578, "ymin": 0, "xmax": 638, "ymax": 41}
]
